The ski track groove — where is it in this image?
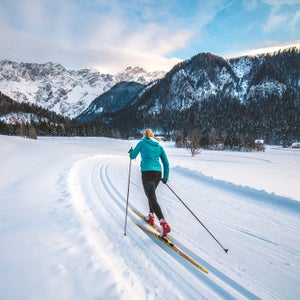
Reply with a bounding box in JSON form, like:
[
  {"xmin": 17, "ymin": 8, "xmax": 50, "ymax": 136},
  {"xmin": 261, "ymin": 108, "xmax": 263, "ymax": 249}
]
[
  {"xmin": 67, "ymin": 153, "xmax": 299, "ymax": 299},
  {"xmin": 93, "ymin": 157, "xmax": 216, "ymax": 299},
  {"xmin": 171, "ymin": 166, "xmax": 300, "ymax": 299},
  {"xmin": 97, "ymin": 161, "xmax": 239, "ymax": 299},
  {"xmin": 65, "ymin": 156, "xmax": 137, "ymax": 299},
  {"xmin": 95, "ymin": 159, "xmax": 213, "ymax": 298},
  {"xmin": 68, "ymin": 156, "xmax": 191, "ymax": 299},
  {"xmin": 86, "ymin": 155, "xmax": 261, "ymax": 299}
]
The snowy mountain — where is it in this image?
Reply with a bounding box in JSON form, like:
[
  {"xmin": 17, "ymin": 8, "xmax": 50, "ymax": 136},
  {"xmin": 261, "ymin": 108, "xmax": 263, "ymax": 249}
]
[
  {"xmin": 0, "ymin": 60, "xmax": 165, "ymax": 118},
  {"xmin": 106, "ymin": 47, "xmax": 300, "ymax": 143},
  {"xmin": 79, "ymin": 47, "xmax": 299, "ymax": 123},
  {"xmin": 76, "ymin": 82, "xmax": 145, "ymax": 123},
  {"xmin": 115, "ymin": 66, "xmax": 165, "ymax": 85},
  {"xmin": 1, "ymin": 46, "xmax": 299, "ymax": 144}
]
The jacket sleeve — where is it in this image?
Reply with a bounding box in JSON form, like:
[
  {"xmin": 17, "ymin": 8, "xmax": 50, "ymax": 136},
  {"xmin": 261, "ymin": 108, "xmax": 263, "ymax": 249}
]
[
  {"xmin": 160, "ymin": 147, "xmax": 170, "ymax": 180},
  {"xmin": 129, "ymin": 141, "xmax": 142, "ymax": 159}
]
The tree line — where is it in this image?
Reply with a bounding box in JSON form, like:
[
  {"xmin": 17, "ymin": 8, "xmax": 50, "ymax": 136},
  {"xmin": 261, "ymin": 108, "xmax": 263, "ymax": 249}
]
[{"xmin": 0, "ymin": 92, "xmax": 110, "ymax": 138}]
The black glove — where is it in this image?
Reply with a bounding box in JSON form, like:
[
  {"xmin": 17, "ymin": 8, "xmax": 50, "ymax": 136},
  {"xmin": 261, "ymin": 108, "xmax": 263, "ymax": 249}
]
[
  {"xmin": 128, "ymin": 147, "xmax": 133, "ymax": 153},
  {"xmin": 161, "ymin": 178, "xmax": 168, "ymax": 184}
]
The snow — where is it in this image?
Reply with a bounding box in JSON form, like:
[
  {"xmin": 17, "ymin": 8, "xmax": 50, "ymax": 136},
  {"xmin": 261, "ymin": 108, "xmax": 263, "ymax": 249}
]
[
  {"xmin": 0, "ymin": 135, "xmax": 299, "ymax": 299},
  {"xmin": 0, "ymin": 112, "xmax": 38, "ymax": 124},
  {"xmin": 0, "ymin": 60, "xmax": 165, "ymax": 119}
]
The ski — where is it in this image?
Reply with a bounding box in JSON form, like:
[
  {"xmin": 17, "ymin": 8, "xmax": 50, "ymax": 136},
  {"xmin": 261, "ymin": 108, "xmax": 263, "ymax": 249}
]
[
  {"xmin": 133, "ymin": 220, "xmax": 208, "ymax": 274},
  {"xmin": 129, "ymin": 205, "xmax": 173, "ymax": 242}
]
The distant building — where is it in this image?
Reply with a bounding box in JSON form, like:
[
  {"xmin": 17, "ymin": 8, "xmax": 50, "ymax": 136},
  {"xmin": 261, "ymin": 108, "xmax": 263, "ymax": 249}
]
[
  {"xmin": 291, "ymin": 142, "xmax": 300, "ymax": 149},
  {"xmin": 255, "ymin": 139, "xmax": 265, "ymax": 151}
]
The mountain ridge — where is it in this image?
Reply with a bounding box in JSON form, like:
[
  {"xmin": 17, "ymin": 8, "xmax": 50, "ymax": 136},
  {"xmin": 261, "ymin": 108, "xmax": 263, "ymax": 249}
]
[
  {"xmin": 0, "ymin": 60, "xmax": 165, "ymax": 118},
  {"xmin": 102, "ymin": 47, "xmax": 299, "ymax": 144},
  {"xmin": 1, "ymin": 46, "xmax": 299, "ymax": 145}
]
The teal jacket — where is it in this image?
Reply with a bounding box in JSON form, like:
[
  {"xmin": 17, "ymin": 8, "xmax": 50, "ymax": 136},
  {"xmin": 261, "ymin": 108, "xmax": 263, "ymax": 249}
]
[{"xmin": 129, "ymin": 137, "xmax": 170, "ymax": 180}]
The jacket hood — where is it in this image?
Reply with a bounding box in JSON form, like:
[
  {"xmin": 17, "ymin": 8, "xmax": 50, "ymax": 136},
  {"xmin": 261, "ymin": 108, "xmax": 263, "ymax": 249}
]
[{"xmin": 143, "ymin": 137, "xmax": 159, "ymax": 147}]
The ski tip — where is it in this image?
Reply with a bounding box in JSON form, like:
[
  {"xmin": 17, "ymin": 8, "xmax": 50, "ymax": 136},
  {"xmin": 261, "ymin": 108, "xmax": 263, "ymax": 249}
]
[{"xmin": 224, "ymin": 249, "xmax": 229, "ymax": 254}]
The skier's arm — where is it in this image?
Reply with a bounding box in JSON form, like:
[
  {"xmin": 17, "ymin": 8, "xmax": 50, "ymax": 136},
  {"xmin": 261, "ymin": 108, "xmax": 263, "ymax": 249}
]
[
  {"xmin": 160, "ymin": 148, "xmax": 169, "ymax": 181},
  {"xmin": 129, "ymin": 141, "xmax": 142, "ymax": 159}
]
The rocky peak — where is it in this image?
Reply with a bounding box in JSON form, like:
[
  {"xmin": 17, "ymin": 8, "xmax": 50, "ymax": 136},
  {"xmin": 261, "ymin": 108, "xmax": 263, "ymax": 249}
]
[
  {"xmin": 115, "ymin": 66, "xmax": 165, "ymax": 85},
  {"xmin": 0, "ymin": 60, "xmax": 165, "ymax": 118}
]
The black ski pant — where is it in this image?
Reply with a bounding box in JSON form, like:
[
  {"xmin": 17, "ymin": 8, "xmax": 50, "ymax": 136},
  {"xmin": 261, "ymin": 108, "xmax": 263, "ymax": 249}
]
[{"xmin": 141, "ymin": 171, "xmax": 164, "ymax": 220}]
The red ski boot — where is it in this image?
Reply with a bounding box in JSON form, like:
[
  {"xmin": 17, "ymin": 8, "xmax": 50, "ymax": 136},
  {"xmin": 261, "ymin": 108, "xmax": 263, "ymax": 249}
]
[
  {"xmin": 145, "ymin": 212, "xmax": 155, "ymax": 225},
  {"xmin": 160, "ymin": 219, "xmax": 171, "ymax": 237}
]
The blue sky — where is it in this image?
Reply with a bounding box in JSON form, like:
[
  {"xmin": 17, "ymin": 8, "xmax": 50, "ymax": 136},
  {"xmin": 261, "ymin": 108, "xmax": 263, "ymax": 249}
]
[{"xmin": 0, "ymin": 0, "xmax": 299, "ymax": 73}]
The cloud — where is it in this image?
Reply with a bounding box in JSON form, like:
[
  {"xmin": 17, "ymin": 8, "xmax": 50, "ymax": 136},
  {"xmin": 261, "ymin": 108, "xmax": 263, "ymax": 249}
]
[
  {"xmin": 263, "ymin": 12, "xmax": 287, "ymax": 33},
  {"xmin": 0, "ymin": 0, "xmax": 299, "ymax": 74},
  {"xmin": 263, "ymin": 0, "xmax": 300, "ymax": 33},
  {"xmin": 228, "ymin": 40, "xmax": 300, "ymax": 58},
  {"xmin": 243, "ymin": 0, "xmax": 258, "ymax": 10},
  {"xmin": 0, "ymin": 0, "xmax": 188, "ymax": 73},
  {"xmin": 289, "ymin": 9, "xmax": 300, "ymax": 31},
  {"xmin": 91, "ymin": 47, "xmax": 182, "ymax": 74},
  {"xmin": 263, "ymin": 0, "xmax": 300, "ymax": 10},
  {"xmin": 0, "ymin": 0, "xmax": 240, "ymax": 73}
]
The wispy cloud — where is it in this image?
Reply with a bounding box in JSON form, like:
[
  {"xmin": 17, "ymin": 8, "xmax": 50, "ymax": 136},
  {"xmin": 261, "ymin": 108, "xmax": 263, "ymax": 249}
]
[
  {"xmin": 0, "ymin": 0, "xmax": 299, "ymax": 73},
  {"xmin": 263, "ymin": 12, "xmax": 287, "ymax": 33},
  {"xmin": 0, "ymin": 0, "xmax": 195, "ymax": 72},
  {"xmin": 263, "ymin": 0, "xmax": 300, "ymax": 33},
  {"xmin": 228, "ymin": 40, "xmax": 300, "ymax": 58},
  {"xmin": 242, "ymin": 0, "xmax": 258, "ymax": 10}
]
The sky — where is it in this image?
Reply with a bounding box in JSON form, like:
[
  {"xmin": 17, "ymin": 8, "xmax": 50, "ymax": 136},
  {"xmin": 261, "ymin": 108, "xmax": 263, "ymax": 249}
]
[{"xmin": 0, "ymin": 0, "xmax": 299, "ymax": 74}]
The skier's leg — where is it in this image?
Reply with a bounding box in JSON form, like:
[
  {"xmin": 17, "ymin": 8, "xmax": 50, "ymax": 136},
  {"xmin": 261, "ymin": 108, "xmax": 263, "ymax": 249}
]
[{"xmin": 142, "ymin": 171, "xmax": 164, "ymax": 220}]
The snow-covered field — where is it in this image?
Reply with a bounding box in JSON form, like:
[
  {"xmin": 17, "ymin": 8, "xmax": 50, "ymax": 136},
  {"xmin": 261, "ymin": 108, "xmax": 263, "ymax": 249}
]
[{"xmin": 0, "ymin": 135, "xmax": 299, "ymax": 300}]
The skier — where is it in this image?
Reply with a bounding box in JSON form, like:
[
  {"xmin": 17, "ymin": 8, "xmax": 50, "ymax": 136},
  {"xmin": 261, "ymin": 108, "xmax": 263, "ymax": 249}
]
[{"xmin": 129, "ymin": 128, "xmax": 171, "ymax": 237}]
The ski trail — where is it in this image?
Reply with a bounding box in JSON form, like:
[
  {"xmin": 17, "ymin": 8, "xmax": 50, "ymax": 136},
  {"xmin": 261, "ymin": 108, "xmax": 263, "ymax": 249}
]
[
  {"xmin": 92, "ymin": 157, "xmax": 219, "ymax": 299},
  {"xmin": 168, "ymin": 166, "xmax": 300, "ymax": 299},
  {"xmin": 65, "ymin": 155, "xmax": 216, "ymax": 299},
  {"xmin": 65, "ymin": 155, "xmax": 147, "ymax": 299},
  {"xmin": 64, "ymin": 152, "xmax": 300, "ymax": 299},
  {"xmin": 2, "ymin": 136, "xmax": 299, "ymax": 299},
  {"xmin": 92, "ymin": 155, "xmax": 264, "ymax": 299}
]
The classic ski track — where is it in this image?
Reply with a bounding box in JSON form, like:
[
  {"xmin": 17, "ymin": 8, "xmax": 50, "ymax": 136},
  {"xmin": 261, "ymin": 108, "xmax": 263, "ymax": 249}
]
[
  {"xmin": 95, "ymin": 158, "xmax": 216, "ymax": 297},
  {"xmin": 85, "ymin": 155, "xmax": 262, "ymax": 299},
  {"xmin": 69, "ymin": 153, "xmax": 299, "ymax": 299},
  {"xmin": 69, "ymin": 155, "xmax": 218, "ymax": 299},
  {"xmin": 65, "ymin": 155, "xmax": 150, "ymax": 299},
  {"xmin": 129, "ymin": 206, "xmax": 263, "ymax": 300}
]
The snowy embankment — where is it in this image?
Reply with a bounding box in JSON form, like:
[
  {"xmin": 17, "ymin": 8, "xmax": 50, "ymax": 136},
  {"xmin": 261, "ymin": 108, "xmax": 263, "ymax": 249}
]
[{"xmin": 0, "ymin": 135, "xmax": 299, "ymax": 299}]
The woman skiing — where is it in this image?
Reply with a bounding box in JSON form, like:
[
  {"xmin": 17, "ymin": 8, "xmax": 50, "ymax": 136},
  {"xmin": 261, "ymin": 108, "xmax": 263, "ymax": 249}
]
[{"xmin": 129, "ymin": 129, "xmax": 171, "ymax": 237}]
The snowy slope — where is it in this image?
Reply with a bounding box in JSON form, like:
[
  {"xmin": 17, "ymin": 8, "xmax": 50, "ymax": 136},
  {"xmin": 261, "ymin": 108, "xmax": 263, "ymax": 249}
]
[
  {"xmin": 0, "ymin": 136, "xmax": 299, "ymax": 299},
  {"xmin": 0, "ymin": 61, "xmax": 165, "ymax": 118},
  {"xmin": 0, "ymin": 61, "xmax": 115, "ymax": 118}
]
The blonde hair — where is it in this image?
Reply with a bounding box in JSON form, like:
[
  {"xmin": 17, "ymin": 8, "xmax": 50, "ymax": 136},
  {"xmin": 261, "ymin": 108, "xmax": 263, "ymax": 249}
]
[{"xmin": 143, "ymin": 128, "xmax": 155, "ymax": 138}]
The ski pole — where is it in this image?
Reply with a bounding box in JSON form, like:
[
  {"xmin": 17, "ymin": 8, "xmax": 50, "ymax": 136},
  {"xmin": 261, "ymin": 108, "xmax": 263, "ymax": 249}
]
[
  {"xmin": 165, "ymin": 182, "xmax": 228, "ymax": 253},
  {"xmin": 124, "ymin": 149, "xmax": 133, "ymax": 236}
]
